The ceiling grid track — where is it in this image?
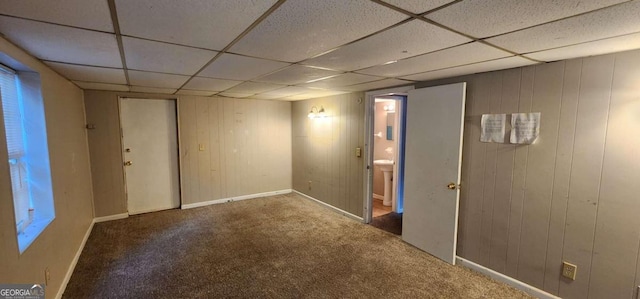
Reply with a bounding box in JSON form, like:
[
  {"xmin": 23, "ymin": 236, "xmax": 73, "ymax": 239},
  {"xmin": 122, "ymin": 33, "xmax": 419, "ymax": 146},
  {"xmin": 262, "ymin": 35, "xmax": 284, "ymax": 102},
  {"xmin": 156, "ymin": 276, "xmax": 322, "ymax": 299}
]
[
  {"xmin": 107, "ymin": 0, "xmax": 130, "ymax": 86},
  {"xmin": 173, "ymin": 0, "xmax": 288, "ymax": 94}
]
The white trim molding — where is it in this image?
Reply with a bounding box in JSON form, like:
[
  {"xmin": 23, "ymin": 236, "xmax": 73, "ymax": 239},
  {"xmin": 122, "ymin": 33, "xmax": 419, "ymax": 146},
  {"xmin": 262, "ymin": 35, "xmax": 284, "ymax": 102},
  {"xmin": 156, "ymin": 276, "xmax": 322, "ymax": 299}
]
[
  {"xmin": 456, "ymin": 257, "xmax": 561, "ymax": 299},
  {"xmin": 94, "ymin": 213, "xmax": 129, "ymax": 223},
  {"xmin": 293, "ymin": 190, "xmax": 363, "ymax": 221},
  {"xmin": 56, "ymin": 219, "xmax": 95, "ymax": 299},
  {"xmin": 372, "ymin": 193, "xmax": 384, "ymax": 200},
  {"xmin": 181, "ymin": 189, "xmax": 293, "ymax": 210}
]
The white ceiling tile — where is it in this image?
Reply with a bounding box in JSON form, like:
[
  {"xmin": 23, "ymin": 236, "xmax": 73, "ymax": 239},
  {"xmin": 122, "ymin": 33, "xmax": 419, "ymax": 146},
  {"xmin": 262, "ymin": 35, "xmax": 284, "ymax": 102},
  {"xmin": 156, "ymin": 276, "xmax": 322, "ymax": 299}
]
[
  {"xmin": 123, "ymin": 37, "xmax": 216, "ymax": 75},
  {"xmin": 45, "ymin": 62, "xmax": 126, "ymax": 84},
  {"xmin": 218, "ymin": 92, "xmax": 254, "ymax": 98},
  {"xmin": 176, "ymin": 90, "xmax": 216, "ymax": 97},
  {"xmin": 225, "ymin": 82, "xmax": 286, "ymax": 94},
  {"xmin": 302, "ymin": 20, "xmax": 470, "ymax": 71},
  {"xmin": 0, "ymin": 16, "xmax": 121, "ymax": 67},
  {"xmin": 115, "ymin": 0, "xmax": 277, "ymax": 50},
  {"xmin": 73, "ymin": 81, "xmax": 129, "ymax": 92},
  {"xmin": 182, "ymin": 77, "xmax": 241, "ymax": 92},
  {"xmin": 338, "ymin": 79, "xmax": 414, "ymax": 92},
  {"xmin": 199, "ymin": 53, "xmax": 290, "ymax": 81},
  {"xmin": 248, "ymin": 94, "xmax": 285, "ymax": 100},
  {"xmin": 427, "ymin": 0, "xmax": 627, "ymax": 38},
  {"xmin": 486, "ymin": 1, "xmax": 640, "ymax": 53},
  {"xmin": 130, "ymin": 86, "xmax": 176, "ymax": 94},
  {"xmin": 230, "ymin": 0, "xmax": 407, "ymax": 62},
  {"xmin": 302, "ymin": 73, "xmax": 384, "ymax": 89},
  {"xmin": 259, "ymin": 86, "xmax": 314, "ymax": 97},
  {"xmin": 526, "ymin": 32, "xmax": 640, "ymax": 62},
  {"xmin": 128, "ymin": 70, "xmax": 189, "ymax": 89},
  {"xmin": 255, "ymin": 65, "xmax": 342, "ymax": 85},
  {"xmin": 381, "ymin": 0, "xmax": 455, "ymax": 14},
  {"xmin": 282, "ymin": 89, "xmax": 350, "ymax": 101},
  {"xmin": 357, "ymin": 42, "xmax": 511, "ymax": 77},
  {"xmin": 401, "ymin": 57, "xmax": 538, "ymax": 82},
  {"xmin": 0, "ymin": 0, "xmax": 113, "ymax": 32}
]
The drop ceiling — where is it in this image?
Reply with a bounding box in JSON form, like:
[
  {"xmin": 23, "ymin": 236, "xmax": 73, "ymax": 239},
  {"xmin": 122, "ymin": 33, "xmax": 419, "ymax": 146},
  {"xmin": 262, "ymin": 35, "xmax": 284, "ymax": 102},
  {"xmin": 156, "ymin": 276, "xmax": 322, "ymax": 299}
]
[{"xmin": 0, "ymin": 0, "xmax": 638, "ymax": 101}]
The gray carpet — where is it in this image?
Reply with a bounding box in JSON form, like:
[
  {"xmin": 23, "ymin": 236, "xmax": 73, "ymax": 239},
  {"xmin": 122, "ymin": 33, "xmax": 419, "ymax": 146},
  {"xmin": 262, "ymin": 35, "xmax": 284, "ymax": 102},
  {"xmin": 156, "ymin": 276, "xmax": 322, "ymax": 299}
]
[{"xmin": 63, "ymin": 193, "xmax": 531, "ymax": 298}]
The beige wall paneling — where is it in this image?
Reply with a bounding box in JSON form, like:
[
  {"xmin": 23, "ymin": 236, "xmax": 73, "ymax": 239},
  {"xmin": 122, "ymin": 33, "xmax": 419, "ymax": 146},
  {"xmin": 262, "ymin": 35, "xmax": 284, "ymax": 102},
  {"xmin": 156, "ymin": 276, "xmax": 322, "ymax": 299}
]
[
  {"xmin": 516, "ymin": 61, "xmax": 565, "ymax": 288},
  {"xmin": 505, "ymin": 66, "xmax": 535, "ymax": 278},
  {"xmin": 459, "ymin": 74, "xmax": 490, "ymax": 263},
  {"xmin": 88, "ymin": 93, "xmax": 291, "ymax": 211},
  {"xmin": 84, "ymin": 90, "xmax": 127, "ymax": 216},
  {"xmin": 196, "ymin": 97, "xmax": 213, "ymax": 202},
  {"xmin": 0, "ymin": 37, "xmax": 94, "ymax": 297},
  {"xmin": 588, "ymin": 50, "xmax": 640, "ymax": 299},
  {"xmin": 542, "ymin": 59, "xmax": 582, "ymax": 294},
  {"xmin": 291, "ymin": 93, "xmax": 364, "ymax": 217},
  {"xmin": 559, "ymin": 55, "xmax": 614, "ymax": 299},
  {"xmin": 488, "ymin": 68, "xmax": 521, "ymax": 273},
  {"xmin": 479, "ymin": 72, "xmax": 503, "ymax": 265},
  {"xmin": 178, "ymin": 96, "xmax": 198, "ymax": 205}
]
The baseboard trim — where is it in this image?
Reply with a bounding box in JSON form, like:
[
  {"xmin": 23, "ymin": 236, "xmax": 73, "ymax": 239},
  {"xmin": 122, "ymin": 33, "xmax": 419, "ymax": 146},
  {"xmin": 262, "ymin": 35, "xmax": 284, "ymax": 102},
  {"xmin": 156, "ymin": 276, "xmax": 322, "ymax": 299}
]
[
  {"xmin": 372, "ymin": 193, "xmax": 384, "ymax": 200},
  {"xmin": 181, "ymin": 189, "xmax": 293, "ymax": 210},
  {"xmin": 94, "ymin": 213, "xmax": 129, "ymax": 223},
  {"xmin": 56, "ymin": 219, "xmax": 95, "ymax": 299},
  {"xmin": 293, "ymin": 190, "xmax": 363, "ymax": 221},
  {"xmin": 456, "ymin": 257, "xmax": 560, "ymax": 299}
]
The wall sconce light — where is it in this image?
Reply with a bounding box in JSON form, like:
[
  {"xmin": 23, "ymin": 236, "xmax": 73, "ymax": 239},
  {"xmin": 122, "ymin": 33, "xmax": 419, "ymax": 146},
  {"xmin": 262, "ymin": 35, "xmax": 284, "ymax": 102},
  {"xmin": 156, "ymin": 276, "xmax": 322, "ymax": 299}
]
[
  {"xmin": 383, "ymin": 103, "xmax": 395, "ymax": 112},
  {"xmin": 308, "ymin": 106, "xmax": 326, "ymax": 119}
]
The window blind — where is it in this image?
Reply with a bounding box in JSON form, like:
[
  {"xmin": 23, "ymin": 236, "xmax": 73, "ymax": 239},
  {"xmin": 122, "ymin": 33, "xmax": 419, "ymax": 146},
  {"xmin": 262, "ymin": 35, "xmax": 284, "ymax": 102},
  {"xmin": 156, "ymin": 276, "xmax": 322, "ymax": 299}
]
[
  {"xmin": 0, "ymin": 68, "xmax": 31, "ymax": 229},
  {"xmin": 1, "ymin": 70, "xmax": 24, "ymax": 159}
]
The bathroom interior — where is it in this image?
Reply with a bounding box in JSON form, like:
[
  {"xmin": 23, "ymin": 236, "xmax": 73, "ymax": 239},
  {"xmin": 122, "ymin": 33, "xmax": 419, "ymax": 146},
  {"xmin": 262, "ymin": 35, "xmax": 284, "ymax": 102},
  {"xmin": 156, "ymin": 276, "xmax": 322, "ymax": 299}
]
[{"xmin": 370, "ymin": 96, "xmax": 405, "ymax": 235}]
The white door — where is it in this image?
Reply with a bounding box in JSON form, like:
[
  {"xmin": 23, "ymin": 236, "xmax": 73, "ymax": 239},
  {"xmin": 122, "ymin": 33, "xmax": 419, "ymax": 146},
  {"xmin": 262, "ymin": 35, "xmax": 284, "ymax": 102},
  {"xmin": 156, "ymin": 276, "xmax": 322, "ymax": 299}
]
[
  {"xmin": 402, "ymin": 83, "xmax": 466, "ymax": 264},
  {"xmin": 120, "ymin": 98, "xmax": 180, "ymax": 215}
]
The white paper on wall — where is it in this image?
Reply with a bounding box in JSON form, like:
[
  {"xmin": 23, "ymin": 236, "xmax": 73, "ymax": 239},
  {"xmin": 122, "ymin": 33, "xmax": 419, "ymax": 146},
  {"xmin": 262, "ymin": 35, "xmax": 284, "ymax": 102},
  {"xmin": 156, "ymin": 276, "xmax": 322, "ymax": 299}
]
[
  {"xmin": 480, "ymin": 114, "xmax": 506, "ymax": 143},
  {"xmin": 510, "ymin": 112, "xmax": 541, "ymax": 144}
]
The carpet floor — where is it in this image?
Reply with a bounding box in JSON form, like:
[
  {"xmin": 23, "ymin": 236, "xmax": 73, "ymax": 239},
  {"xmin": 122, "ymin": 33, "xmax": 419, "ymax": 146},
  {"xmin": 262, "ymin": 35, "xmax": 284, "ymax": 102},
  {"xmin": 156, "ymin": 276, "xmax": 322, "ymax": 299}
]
[
  {"xmin": 63, "ymin": 193, "xmax": 531, "ymax": 299},
  {"xmin": 370, "ymin": 212, "xmax": 403, "ymax": 235}
]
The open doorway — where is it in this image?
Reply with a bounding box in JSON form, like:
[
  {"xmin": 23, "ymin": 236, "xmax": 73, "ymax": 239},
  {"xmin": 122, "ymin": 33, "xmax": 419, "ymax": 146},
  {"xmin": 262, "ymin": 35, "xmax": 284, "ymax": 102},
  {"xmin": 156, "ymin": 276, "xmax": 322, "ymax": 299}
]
[
  {"xmin": 363, "ymin": 86, "xmax": 413, "ymax": 235},
  {"xmin": 363, "ymin": 83, "xmax": 467, "ymax": 265}
]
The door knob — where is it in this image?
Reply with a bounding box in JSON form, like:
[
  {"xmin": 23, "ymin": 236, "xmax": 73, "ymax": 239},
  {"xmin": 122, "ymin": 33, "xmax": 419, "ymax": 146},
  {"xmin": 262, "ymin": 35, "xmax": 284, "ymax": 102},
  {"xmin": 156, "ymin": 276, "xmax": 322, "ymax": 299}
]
[
  {"xmin": 447, "ymin": 182, "xmax": 460, "ymax": 190},
  {"xmin": 124, "ymin": 161, "xmax": 133, "ymax": 166}
]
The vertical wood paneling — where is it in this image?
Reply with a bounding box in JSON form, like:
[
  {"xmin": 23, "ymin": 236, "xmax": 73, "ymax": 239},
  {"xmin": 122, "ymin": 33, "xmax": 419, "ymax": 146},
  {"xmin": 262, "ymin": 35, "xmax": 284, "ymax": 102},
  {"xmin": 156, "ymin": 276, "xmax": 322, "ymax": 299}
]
[
  {"xmin": 559, "ymin": 55, "xmax": 614, "ymax": 299},
  {"xmin": 587, "ymin": 50, "xmax": 640, "ymax": 299},
  {"xmin": 505, "ymin": 65, "xmax": 534, "ymax": 277},
  {"xmin": 488, "ymin": 68, "xmax": 521, "ymax": 272},
  {"xmin": 462, "ymin": 74, "xmax": 491, "ymax": 263},
  {"xmin": 84, "ymin": 91, "xmax": 127, "ymax": 216},
  {"xmin": 179, "ymin": 96, "xmax": 199, "ymax": 205},
  {"xmin": 196, "ymin": 98, "xmax": 212, "ymax": 202},
  {"xmin": 517, "ymin": 61, "xmax": 565, "ymax": 288},
  {"xmin": 208, "ymin": 98, "xmax": 222, "ymax": 200},
  {"xmin": 291, "ymin": 92, "xmax": 365, "ymax": 217},
  {"xmin": 543, "ymin": 59, "xmax": 582, "ymax": 294},
  {"xmin": 178, "ymin": 96, "xmax": 291, "ymax": 203},
  {"xmin": 479, "ymin": 73, "xmax": 503, "ymax": 264}
]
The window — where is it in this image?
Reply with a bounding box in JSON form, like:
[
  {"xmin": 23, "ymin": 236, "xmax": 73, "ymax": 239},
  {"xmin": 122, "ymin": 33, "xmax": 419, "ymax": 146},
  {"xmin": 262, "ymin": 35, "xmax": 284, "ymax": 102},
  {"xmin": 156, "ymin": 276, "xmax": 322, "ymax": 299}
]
[{"xmin": 0, "ymin": 63, "xmax": 54, "ymax": 253}]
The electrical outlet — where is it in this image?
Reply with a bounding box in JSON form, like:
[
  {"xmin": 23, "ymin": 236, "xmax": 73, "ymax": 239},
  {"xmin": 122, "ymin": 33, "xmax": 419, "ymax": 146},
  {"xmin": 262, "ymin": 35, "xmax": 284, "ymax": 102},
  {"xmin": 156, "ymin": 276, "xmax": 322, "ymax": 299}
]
[
  {"xmin": 44, "ymin": 268, "xmax": 51, "ymax": 285},
  {"xmin": 355, "ymin": 147, "xmax": 361, "ymax": 157},
  {"xmin": 562, "ymin": 261, "xmax": 577, "ymax": 280},
  {"xmin": 198, "ymin": 144, "xmax": 205, "ymax": 151}
]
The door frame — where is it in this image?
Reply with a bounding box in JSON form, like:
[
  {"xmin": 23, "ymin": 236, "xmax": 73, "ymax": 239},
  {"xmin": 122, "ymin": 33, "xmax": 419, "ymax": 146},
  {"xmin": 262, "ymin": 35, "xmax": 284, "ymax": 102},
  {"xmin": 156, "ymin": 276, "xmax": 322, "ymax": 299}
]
[
  {"xmin": 118, "ymin": 96, "xmax": 182, "ymax": 214},
  {"xmin": 363, "ymin": 85, "xmax": 414, "ymax": 224}
]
